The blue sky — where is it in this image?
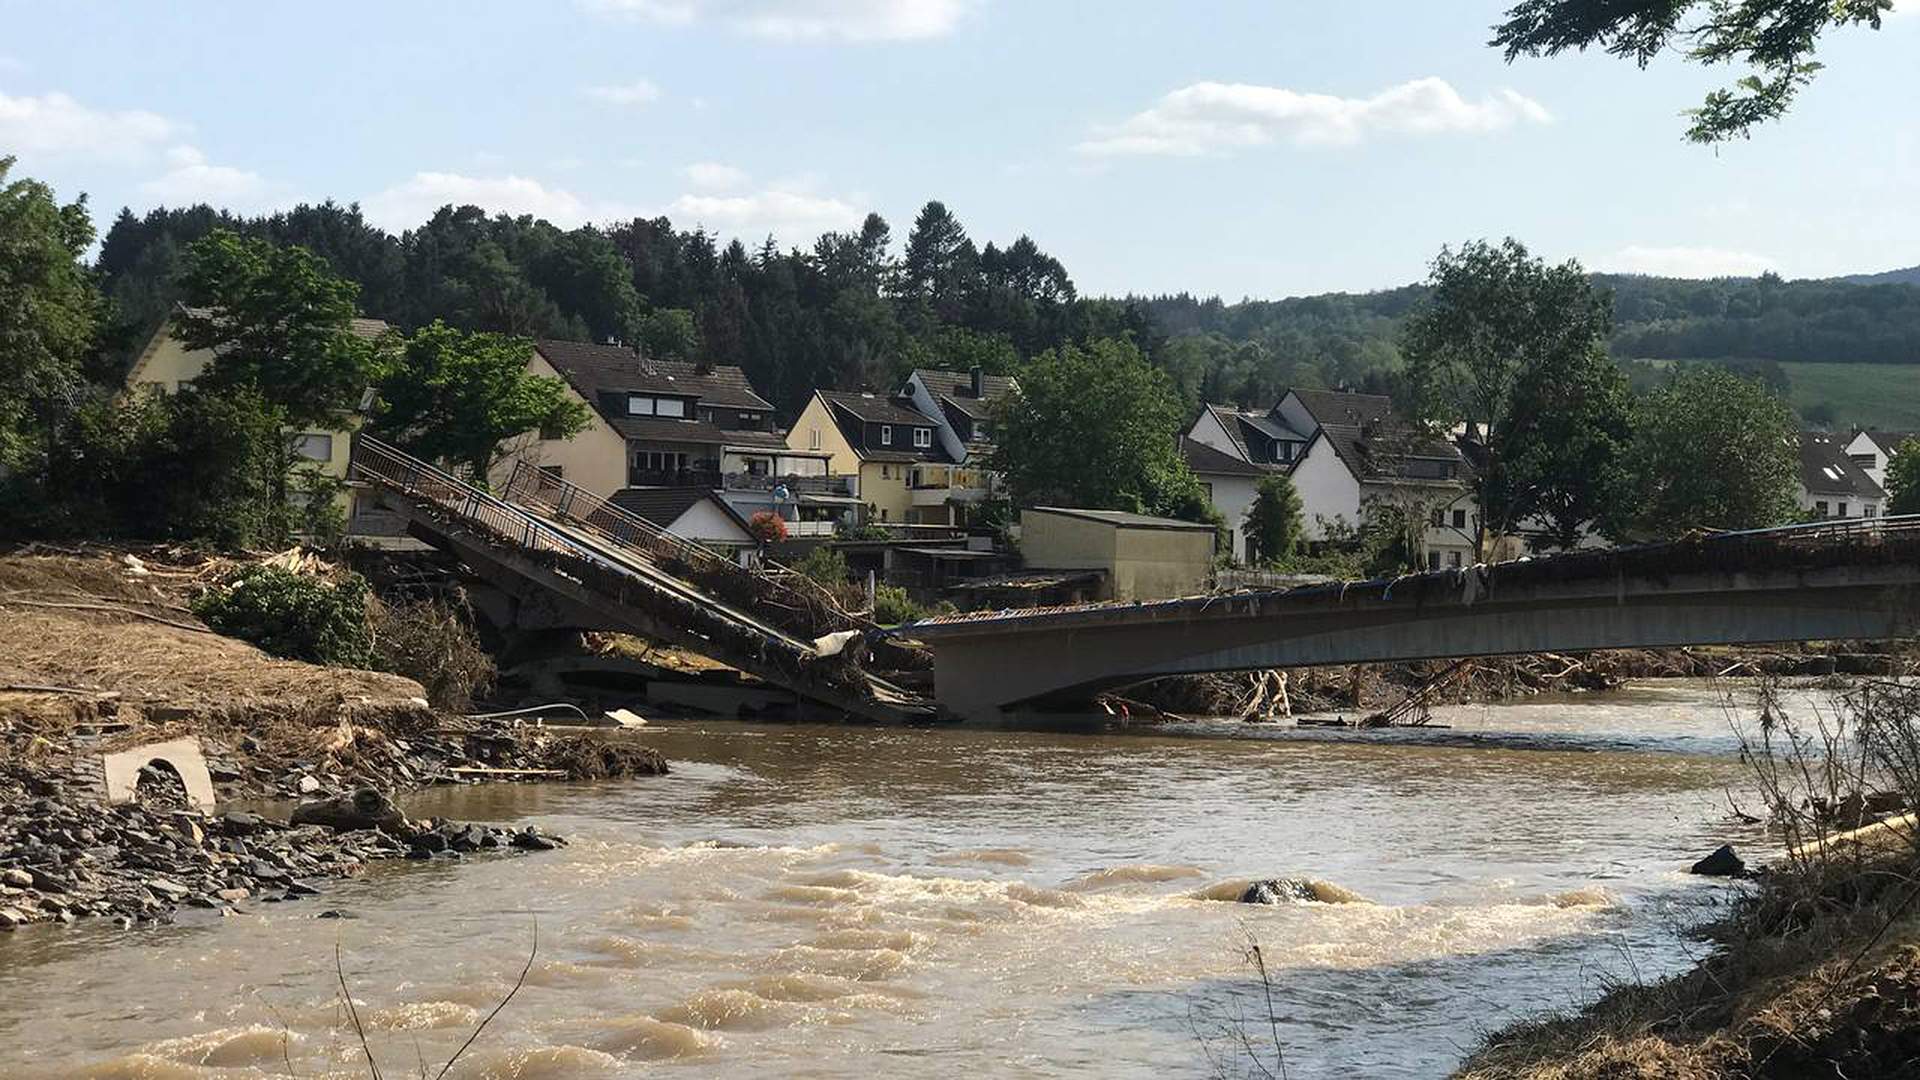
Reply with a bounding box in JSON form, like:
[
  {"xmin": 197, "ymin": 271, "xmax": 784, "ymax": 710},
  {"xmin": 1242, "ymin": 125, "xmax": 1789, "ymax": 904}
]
[{"xmin": 3, "ymin": 1, "xmax": 1915, "ymax": 298}]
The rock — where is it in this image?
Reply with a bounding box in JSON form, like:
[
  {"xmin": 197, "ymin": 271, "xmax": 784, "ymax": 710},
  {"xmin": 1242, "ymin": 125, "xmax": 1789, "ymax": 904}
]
[
  {"xmin": 0, "ymin": 907, "xmax": 26, "ymax": 929},
  {"xmin": 216, "ymin": 887, "xmax": 250, "ymax": 902},
  {"xmin": 220, "ymin": 812, "xmax": 264, "ymax": 835},
  {"xmin": 1691, "ymin": 844, "xmax": 1746, "ymax": 877},
  {"xmin": 145, "ymin": 877, "xmax": 190, "ymax": 899},
  {"xmin": 1237, "ymin": 879, "xmax": 1317, "ymax": 905},
  {"xmin": 297, "ymin": 775, "xmax": 321, "ymax": 795},
  {"xmin": 289, "ymin": 788, "xmax": 408, "ymax": 833},
  {"xmin": 510, "ymin": 827, "xmax": 559, "ymax": 852},
  {"xmin": 0, "ymin": 869, "xmax": 30, "ymax": 888},
  {"xmin": 409, "ymin": 832, "xmax": 447, "ymax": 855},
  {"xmin": 285, "ymin": 879, "xmax": 320, "ymax": 897}
]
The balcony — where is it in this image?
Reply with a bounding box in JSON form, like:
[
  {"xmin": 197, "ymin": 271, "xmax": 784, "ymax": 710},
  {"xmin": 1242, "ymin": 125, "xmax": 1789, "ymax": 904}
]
[
  {"xmin": 911, "ymin": 485, "xmax": 953, "ymax": 508},
  {"xmin": 723, "ymin": 473, "xmax": 857, "ymax": 497},
  {"xmin": 627, "ymin": 468, "xmax": 722, "ymax": 489}
]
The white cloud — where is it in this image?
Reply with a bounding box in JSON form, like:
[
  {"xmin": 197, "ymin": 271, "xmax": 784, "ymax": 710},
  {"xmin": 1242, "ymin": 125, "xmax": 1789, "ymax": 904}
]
[
  {"xmin": 0, "ymin": 90, "xmax": 177, "ymax": 163},
  {"xmin": 361, "ymin": 172, "xmax": 643, "ymax": 231},
  {"xmin": 667, "ymin": 188, "xmax": 861, "ymax": 241},
  {"xmin": 683, "ymin": 161, "xmax": 750, "ymax": 190},
  {"xmin": 584, "ymin": 79, "xmax": 663, "ymax": 106},
  {"xmin": 1077, "ymin": 77, "xmax": 1551, "ymax": 156},
  {"xmin": 583, "ymin": 0, "xmax": 974, "ymax": 40},
  {"xmin": 137, "ymin": 145, "xmax": 274, "ymax": 207},
  {"xmin": 1596, "ymin": 245, "xmax": 1778, "ymax": 278}
]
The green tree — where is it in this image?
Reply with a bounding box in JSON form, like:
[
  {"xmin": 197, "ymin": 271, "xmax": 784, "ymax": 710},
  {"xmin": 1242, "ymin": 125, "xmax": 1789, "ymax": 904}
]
[
  {"xmin": 639, "ymin": 307, "xmax": 701, "ymax": 361},
  {"xmin": 1403, "ymin": 238, "xmax": 1624, "ymax": 555},
  {"xmin": 1244, "ymin": 472, "xmax": 1305, "ymax": 566},
  {"xmin": 374, "ymin": 321, "xmax": 590, "ymax": 481},
  {"xmin": 1492, "ymin": 0, "xmax": 1896, "ymax": 143},
  {"xmin": 1612, "ymin": 366, "xmax": 1798, "ymax": 538},
  {"xmin": 175, "ymin": 229, "xmax": 386, "ymax": 428},
  {"xmin": 0, "ymin": 157, "xmax": 102, "ymax": 470},
  {"xmin": 1887, "ymin": 438, "xmax": 1920, "ymax": 516},
  {"xmin": 988, "ymin": 337, "xmax": 1210, "ymax": 521}
]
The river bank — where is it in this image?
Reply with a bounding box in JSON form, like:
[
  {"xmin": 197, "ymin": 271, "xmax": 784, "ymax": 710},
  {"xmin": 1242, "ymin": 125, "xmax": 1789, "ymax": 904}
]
[{"xmin": 0, "ymin": 546, "xmax": 667, "ymax": 931}]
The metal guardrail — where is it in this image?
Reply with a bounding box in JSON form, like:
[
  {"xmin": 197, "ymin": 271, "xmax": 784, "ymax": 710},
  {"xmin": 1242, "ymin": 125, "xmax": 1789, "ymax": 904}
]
[{"xmin": 351, "ymin": 438, "xmax": 584, "ymax": 561}]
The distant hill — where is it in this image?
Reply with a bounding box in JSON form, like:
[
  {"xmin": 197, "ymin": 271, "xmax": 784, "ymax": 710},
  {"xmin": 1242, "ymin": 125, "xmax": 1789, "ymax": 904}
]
[{"xmin": 1840, "ymin": 266, "xmax": 1920, "ymax": 286}]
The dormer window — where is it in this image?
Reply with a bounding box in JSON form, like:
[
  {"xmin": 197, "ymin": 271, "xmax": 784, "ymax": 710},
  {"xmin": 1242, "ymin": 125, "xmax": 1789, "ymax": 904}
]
[
  {"xmin": 880, "ymin": 425, "xmax": 893, "ymax": 446},
  {"xmin": 626, "ymin": 394, "xmax": 688, "ymax": 418},
  {"xmin": 913, "ymin": 428, "xmax": 932, "ymax": 448}
]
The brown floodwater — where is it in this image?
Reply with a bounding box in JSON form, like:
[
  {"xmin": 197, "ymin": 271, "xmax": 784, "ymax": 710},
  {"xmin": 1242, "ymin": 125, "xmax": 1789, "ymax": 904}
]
[{"xmin": 0, "ymin": 681, "xmax": 1792, "ymax": 1079}]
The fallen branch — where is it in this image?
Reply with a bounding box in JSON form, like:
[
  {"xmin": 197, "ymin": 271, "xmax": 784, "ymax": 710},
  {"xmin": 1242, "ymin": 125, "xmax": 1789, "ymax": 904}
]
[
  {"xmin": 0, "ymin": 598, "xmax": 211, "ymax": 634},
  {"xmin": 335, "ymin": 943, "xmax": 382, "ymax": 1080}
]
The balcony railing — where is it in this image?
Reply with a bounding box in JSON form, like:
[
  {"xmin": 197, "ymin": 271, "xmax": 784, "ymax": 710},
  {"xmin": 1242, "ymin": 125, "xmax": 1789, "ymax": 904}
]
[
  {"xmin": 723, "ymin": 473, "xmax": 857, "ymax": 496},
  {"xmin": 628, "ymin": 467, "xmax": 723, "ymax": 489}
]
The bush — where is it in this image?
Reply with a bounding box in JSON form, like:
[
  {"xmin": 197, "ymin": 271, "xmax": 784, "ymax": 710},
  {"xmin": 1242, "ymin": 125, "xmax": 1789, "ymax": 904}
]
[
  {"xmin": 368, "ymin": 594, "xmax": 494, "ymax": 711},
  {"xmin": 192, "ymin": 565, "xmax": 374, "ymax": 667},
  {"xmin": 872, "ymin": 584, "xmax": 953, "ymax": 625},
  {"xmin": 791, "ymin": 546, "xmax": 849, "ymax": 587}
]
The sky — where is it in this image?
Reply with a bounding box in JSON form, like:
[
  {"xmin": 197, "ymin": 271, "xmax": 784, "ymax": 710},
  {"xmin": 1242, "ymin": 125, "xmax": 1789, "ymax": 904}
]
[{"xmin": 2, "ymin": 1, "xmax": 1915, "ymax": 299}]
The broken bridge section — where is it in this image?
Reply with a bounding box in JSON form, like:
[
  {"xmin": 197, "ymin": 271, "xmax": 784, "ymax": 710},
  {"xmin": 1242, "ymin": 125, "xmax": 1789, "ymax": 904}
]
[
  {"xmin": 351, "ymin": 437, "xmax": 932, "ymax": 724},
  {"xmin": 910, "ymin": 518, "xmax": 1920, "ymax": 722}
]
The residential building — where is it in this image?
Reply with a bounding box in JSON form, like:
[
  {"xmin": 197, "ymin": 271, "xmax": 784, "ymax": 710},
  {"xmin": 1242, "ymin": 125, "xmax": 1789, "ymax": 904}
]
[
  {"xmin": 1185, "ymin": 389, "xmax": 1477, "ymax": 568},
  {"xmin": 788, "ymin": 389, "xmax": 953, "ymax": 525},
  {"xmin": 608, "ymin": 487, "xmax": 757, "ymax": 562},
  {"xmin": 121, "ymin": 307, "xmax": 390, "ymax": 520},
  {"xmin": 1179, "ymin": 436, "xmax": 1263, "ymax": 563},
  {"xmin": 1018, "ymin": 507, "xmax": 1216, "ymax": 602},
  {"xmin": 1844, "ymin": 429, "xmax": 1915, "ymax": 490},
  {"xmin": 1799, "ymin": 431, "xmax": 1885, "ymax": 520},
  {"xmin": 898, "ymin": 366, "xmax": 1018, "ymax": 525}
]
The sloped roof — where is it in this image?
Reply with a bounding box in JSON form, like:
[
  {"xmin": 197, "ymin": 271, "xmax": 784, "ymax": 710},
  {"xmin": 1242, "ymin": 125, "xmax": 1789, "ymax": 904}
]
[
  {"xmin": 1289, "ymin": 389, "xmax": 1394, "ymax": 430},
  {"xmin": 609, "ymin": 486, "xmax": 752, "ymax": 534},
  {"xmin": 1801, "ymin": 432, "xmax": 1886, "ymax": 499},
  {"xmin": 608, "ymin": 415, "xmax": 731, "ymax": 445},
  {"xmin": 819, "ymin": 389, "xmax": 937, "ymax": 426},
  {"xmin": 1180, "ymin": 436, "xmax": 1264, "ymax": 477},
  {"xmin": 912, "ymin": 368, "xmax": 1018, "ymax": 420},
  {"xmin": 535, "ymin": 339, "xmax": 773, "ymax": 414},
  {"xmin": 1858, "ymin": 429, "xmax": 1919, "ymax": 457},
  {"xmin": 1027, "ymin": 506, "xmax": 1216, "ymax": 531}
]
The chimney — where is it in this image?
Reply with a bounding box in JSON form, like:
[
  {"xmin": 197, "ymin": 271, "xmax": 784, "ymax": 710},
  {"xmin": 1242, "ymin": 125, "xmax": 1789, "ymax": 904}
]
[{"xmin": 969, "ymin": 365, "xmax": 984, "ymax": 397}]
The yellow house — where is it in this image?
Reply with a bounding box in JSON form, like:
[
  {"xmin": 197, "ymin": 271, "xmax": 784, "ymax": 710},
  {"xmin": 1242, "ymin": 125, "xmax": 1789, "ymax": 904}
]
[
  {"xmin": 788, "ymin": 390, "xmax": 953, "ymax": 524},
  {"xmin": 1018, "ymin": 506, "xmax": 1216, "ymax": 601},
  {"xmin": 122, "ymin": 310, "xmax": 391, "ymax": 518}
]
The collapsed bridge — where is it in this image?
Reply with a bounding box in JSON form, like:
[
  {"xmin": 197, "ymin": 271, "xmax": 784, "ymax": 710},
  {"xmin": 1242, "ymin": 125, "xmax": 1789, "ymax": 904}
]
[{"xmin": 350, "ymin": 437, "xmax": 932, "ymax": 724}]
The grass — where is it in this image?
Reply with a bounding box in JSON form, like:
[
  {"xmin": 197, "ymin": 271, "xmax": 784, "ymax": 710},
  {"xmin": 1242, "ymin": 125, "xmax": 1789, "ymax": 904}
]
[{"xmin": 1631, "ymin": 358, "xmax": 1920, "ymax": 430}]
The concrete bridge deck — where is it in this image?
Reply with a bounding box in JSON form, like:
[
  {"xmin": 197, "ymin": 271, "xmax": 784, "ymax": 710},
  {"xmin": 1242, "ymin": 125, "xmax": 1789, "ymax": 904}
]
[{"xmin": 906, "ymin": 519, "xmax": 1920, "ymax": 721}]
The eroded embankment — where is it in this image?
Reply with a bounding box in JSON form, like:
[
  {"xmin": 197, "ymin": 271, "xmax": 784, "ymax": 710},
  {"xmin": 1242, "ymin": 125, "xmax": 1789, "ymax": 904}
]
[{"xmin": 0, "ymin": 547, "xmax": 665, "ymax": 931}]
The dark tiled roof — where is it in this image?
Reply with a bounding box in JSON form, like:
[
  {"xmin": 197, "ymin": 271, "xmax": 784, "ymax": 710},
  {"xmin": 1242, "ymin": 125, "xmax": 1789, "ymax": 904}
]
[
  {"xmin": 609, "ymin": 487, "xmax": 751, "ymax": 533},
  {"xmin": 607, "ymin": 415, "xmax": 730, "ymax": 445},
  {"xmin": 1801, "ymin": 432, "xmax": 1886, "ymax": 499},
  {"xmin": 536, "ymin": 339, "xmax": 773, "ymax": 413},
  {"xmin": 819, "ymin": 389, "xmax": 937, "ymax": 426},
  {"xmin": 1181, "ymin": 436, "xmax": 1264, "ymax": 477},
  {"xmin": 720, "ymin": 429, "xmax": 793, "ymax": 450},
  {"xmin": 1201, "ymin": 403, "xmax": 1260, "ymax": 462},
  {"xmin": 912, "ymin": 368, "xmax": 1018, "ymax": 420},
  {"xmin": 1318, "ymin": 422, "xmax": 1468, "ymax": 486},
  {"xmin": 1289, "ymin": 389, "xmax": 1394, "ymax": 430},
  {"xmin": 1859, "ymin": 429, "xmax": 1919, "ymax": 456}
]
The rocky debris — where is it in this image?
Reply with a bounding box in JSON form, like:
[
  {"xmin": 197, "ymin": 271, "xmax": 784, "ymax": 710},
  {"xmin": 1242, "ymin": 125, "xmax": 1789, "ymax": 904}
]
[
  {"xmin": 1238, "ymin": 878, "xmax": 1321, "ymax": 904},
  {"xmin": 289, "ymin": 787, "xmax": 409, "ymax": 832},
  {"xmin": 1691, "ymin": 844, "xmax": 1747, "ymax": 877},
  {"xmin": 0, "ymin": 773, "xmax": 566, "ymax": 932}
]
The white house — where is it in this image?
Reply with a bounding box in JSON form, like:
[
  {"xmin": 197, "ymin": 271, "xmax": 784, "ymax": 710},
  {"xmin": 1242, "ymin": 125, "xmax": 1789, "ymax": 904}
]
[
  {"xmin": 1844, "ymin": 429, "xmax": 1914, "ymax": 491},
  {"xmin": 1180, "ymin": 436, "xmax": 1264, "ymax": 563},
  {"xmin": 1185, "ymin": 389, "xmax": 1478, "ymax": 569},
  {"xmin": 1799, "ymin": 431, "xmax": 1885, "ymax": 520}
]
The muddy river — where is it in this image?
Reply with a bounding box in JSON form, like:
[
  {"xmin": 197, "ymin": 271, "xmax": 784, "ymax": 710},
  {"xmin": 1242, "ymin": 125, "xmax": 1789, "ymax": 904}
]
[{"xmin": 0, "ymin": 682, "xmax": 1788, "ymax": 1078}]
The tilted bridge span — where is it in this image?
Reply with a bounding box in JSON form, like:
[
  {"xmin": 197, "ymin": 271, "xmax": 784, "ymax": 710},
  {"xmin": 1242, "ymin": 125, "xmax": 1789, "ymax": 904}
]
[{"xmin": 906, "ymin": 519, "xmax": 1920, "ymax": 722}]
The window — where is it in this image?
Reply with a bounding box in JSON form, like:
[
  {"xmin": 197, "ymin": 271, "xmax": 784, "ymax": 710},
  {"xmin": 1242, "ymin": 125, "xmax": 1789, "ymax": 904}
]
[
  {"xmin": 293, "ymin": 433, "xmax": 333, "ymax": 461},
  {"xmin": 1447, "ymin": 551, "xmax": 1463, "ymax": 569},
  {"xmin": 913, "ymin": 427, "xmax": 932, "ymax": 448},
  {"xmin": 1865, "ymin": 505, "xmax": 1878, "ymax": 518},
  {"xmin": 880, "ymin": 425, "xmax": 893, "ymax": 446},
  {"xmin": 655, "ymin": 397, "xmax": 687, "ymax": 418},
  {"xmin": 1815, "ymin": 501, "xmax": 1829, "ymax": 517},
  {"xmin": 627, "ymin": 394, "xmax": 653, "ymax": 416},
  {"xmin": 1428, "ymin": 551, "xmax": 1442, "ymax": 571},
  {"xmin": 633, "ymin": 450, "xmax": 688, "ymax": 475},
  {"xmin": 881, "ymin": 464, "xmax": 891, "ymax": 479},
  {"xmin": 1851, "ymin": 453, "xmax": 1877, "ymax": 468},
  {"xmin": 809, "ymin": 427, "xmax": 822, "ymax": 450},
  {"xmin": 1836, "ymin": 502, "xmax": 1848, "ymax": 518},
  {"xmin": 1452, "ymin": 509, "xmax": 1467, "ymax": 529}
]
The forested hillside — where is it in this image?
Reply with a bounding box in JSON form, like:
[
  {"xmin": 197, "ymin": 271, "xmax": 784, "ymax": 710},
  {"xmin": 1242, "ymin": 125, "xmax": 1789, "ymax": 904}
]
[
  {"xmin": 91, "ymin": 196, "xmax": 1918, "ymax": 426},
  {"xmin": 93, "ymin": 200, "xmax": 1151, "ymax": 419}
]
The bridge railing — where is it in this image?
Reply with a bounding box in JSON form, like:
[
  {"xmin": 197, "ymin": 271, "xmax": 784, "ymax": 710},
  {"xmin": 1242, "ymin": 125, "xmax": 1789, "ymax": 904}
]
[{"xmin": 351, "ymin": 437, "xmax": 583, "ymax": 561}]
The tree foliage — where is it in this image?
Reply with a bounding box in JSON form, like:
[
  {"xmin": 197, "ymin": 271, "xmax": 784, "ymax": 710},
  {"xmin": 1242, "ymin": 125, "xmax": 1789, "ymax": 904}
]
[
  {"xmin": 1611, "ymin": 366, "xmax": 1799, "ymax": 537},
  {"xmin": 175, "ymin": 229, "xmax": 387, "ymax": 428},
  {"xmin": 1244, "ymin": 472, "xmax": 1305, "ymax": 566},
  {"xmin": 1491, "ymin": 0, "xmax": 1896, "ymax": 143},
  {"xmin": 988, "ymin": 338, "xmax": 1210, "ymax": 521},
  {"xmin": 1402, "ymin": 238, "xmax": 1626, "ymax": 551},
  {"xmin": 372, "ymin": 321, "xmax": 589, "ymax": 481},
  {"xmin": 1887, "ymin": 439, "xmax": 1920, "ymax": 517},
  {"xmin": 0, "ymin": 156, "xmax": 101, "ymax": 470}
]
